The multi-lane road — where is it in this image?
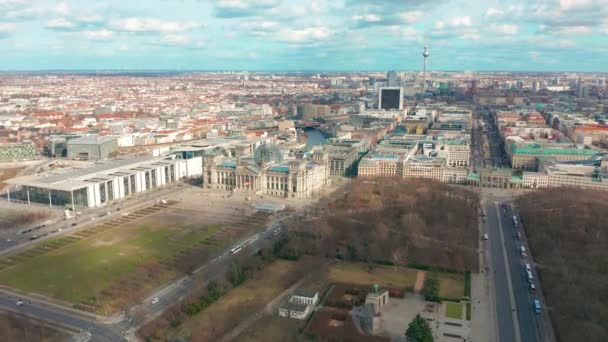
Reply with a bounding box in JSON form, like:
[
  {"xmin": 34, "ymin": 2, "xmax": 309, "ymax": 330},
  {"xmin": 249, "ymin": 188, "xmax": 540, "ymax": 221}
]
[
  {"xmin": 475, "ymin": 105, "xmax": 553, "ymax": 342},
  {"xmin": 482, "ymin": 194, "xmax": 553, "ymax": 342}
]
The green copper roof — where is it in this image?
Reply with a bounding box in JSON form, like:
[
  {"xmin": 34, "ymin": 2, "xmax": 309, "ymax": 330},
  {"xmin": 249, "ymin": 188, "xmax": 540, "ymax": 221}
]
[{"xmin": 512, "ymin": 144, "xmax": 599, "ymax": 156}]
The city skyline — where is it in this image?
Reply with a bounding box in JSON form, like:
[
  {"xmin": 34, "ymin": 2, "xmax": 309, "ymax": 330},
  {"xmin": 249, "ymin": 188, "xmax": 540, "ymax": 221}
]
[{"xmin": 0, "ymin": 0, "xmax": 608, "ymax": 71}]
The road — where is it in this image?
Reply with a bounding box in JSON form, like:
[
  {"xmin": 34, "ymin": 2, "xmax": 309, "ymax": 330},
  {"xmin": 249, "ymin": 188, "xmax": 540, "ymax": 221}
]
[
  {"xmin": 483, "ymin": 197, "xmax": 518, "ymax": 342},
  {"xmin": 0, "ymin": 211, "xmax": 286, "ymax": 341},
  {"xmin": 0, "ymin": 295, "xmax": 124, "ymax": 342}
]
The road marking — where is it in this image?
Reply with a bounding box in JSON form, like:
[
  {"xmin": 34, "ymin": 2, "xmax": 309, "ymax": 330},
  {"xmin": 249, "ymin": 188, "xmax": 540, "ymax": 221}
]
[{"xmin": 494, "ymin": 202, "xmax": 522, "ymax": 342}]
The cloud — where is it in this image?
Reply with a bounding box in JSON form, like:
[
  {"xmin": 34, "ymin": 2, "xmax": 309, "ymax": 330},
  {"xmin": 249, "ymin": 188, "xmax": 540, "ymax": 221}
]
[
  {"xmin": 277, "ymin": 26, "xmax": 332, "ymax": 43},
  {"xmin": 83, "ymin": 29, "xmax": 114, "ymax": 41},
  {"xmin": 529, "ymin": 51, "xmax": 541, "ymax": 61},
  {"xmin": 491, "ymin": 24, "xmax": 519, "ymax": 35},
  {"xmin": 0, "ymin": 0, "xmax": 43, "ymax": 21},
  {"xmin": 0, "ymin": 23, "xmax": 16, "ymax": 39},
  {"xmin": 399, "ymin": 11, "xmax": 422, "ymax": 24},
  {"xmin": 213, "ymin": 0, "xmax": 281, "ymax": 18},
  {"xmin": 152, "ymin": 34, "xmax": 206, "ymax": 49},
  {"xmin": 110, "ymin": 17, "xmax": 202, "ymax": 34},
  {"xmin": 448, "ymin": 16, "xmax": 472, "ymax": 27},
  {"xmin": 240, "ymin": 20, "xmax": 281, "ymax": 37},
  {"xmin": 353, "ymin": 14, "xmax": 382, "ymax": 23},
  {"xmin": 485, "ymin": 8, "xmax": 504, "ymax": 17},
  {"xmin": 45, "ymin": 18, "xmax": 77, "ymax": 31}
]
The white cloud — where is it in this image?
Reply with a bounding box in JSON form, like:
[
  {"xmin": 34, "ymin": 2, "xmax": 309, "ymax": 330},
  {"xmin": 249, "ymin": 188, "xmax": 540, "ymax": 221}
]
[
  {"xmin": 0, "ymin": 23, "xmax": 16, "ymax": 38},
  {"xmin": 277, "ymin": 26, "xmax": 332, "ymax": 43},
  {"xmin": 45, "ymin": 18, "xmax": 76, "ymax": 30},
  {"xmin": 459, "ymin": 32, "xmax": 481, "ymax": 41},
  {"xmin": 402, "ymin": 26, "xmax": 417, "ymax": 39},
  {"xmin": 83, "ymin": 29, "xmax": 114, "ymax": 41},
  {"xmin": 160, "ymin": 34, "xmax": 191, "ymax": 46},
  {"xmin": 491, "ymin": 24, "xmax": 519, "ymax": 35},
  {"xmin": 559, "ymin": 0, "xmax": 594, "ymax": 10},
  {"xmin": 353, "ymin": 14, "xmax": 382, "ymax": 23},
  {"xmin": 111, "ymin": 17, "xmax": 201, "ymax": 34},
  {"xmin": 399, "ymin": 11, "xmax": 422, "ymax": 24},
  {"xmin": 486, "ymin": 8, "xmax": 504, "ymax": 17},
  {"xmin": 529, "ymin": 51, "xmax": 541, "ymax": 61},
  {"xmin": 449, "ymin": 16, "xmax": 472, "ymax": 27}
]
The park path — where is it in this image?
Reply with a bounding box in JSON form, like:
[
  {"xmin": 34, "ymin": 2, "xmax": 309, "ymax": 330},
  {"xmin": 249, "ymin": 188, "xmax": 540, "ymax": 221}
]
[
  {"xmin": 413, "ymin": 270, "xmax": 426, "ymax": 293},
  {"xmin": 217, "ymin": 278, "xmax": 305, "ymax": 342}
]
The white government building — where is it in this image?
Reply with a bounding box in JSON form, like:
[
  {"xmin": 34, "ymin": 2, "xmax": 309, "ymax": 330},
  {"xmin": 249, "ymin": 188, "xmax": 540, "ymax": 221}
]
[
  {"xmin": 5, "ymin": 155, "xmax": 202, "ymax": 209},
  {"xmin": 5, "ymin": 141, "xmax": 332, "ymax": 209}
]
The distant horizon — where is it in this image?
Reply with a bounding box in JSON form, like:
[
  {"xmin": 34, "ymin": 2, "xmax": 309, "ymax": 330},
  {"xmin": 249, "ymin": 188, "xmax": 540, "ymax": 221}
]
[{"xmin": 0, "ymin": 69, "xmax": 606, "ymax": 75}]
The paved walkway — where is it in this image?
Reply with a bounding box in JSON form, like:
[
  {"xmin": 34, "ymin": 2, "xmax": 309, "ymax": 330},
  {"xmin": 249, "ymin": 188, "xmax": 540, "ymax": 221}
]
[{"xmin": 413, "ymin": 271, "xmax": 426, "ymax": 293}]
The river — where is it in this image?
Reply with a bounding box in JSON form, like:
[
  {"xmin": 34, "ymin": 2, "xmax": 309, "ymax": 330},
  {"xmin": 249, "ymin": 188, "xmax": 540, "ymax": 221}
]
[{"xmin": 304, "ymin": 128, "xmax": 327, "ymax": 148}]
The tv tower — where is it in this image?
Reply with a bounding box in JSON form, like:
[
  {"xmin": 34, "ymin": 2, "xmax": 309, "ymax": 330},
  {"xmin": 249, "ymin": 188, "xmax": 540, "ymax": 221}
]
[{"xmin": 422, "ymin": 40, "xmax": 430, "ymax": 93}]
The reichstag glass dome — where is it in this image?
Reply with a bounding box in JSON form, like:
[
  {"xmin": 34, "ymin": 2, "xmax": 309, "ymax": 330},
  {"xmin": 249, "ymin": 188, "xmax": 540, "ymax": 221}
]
[{"xmin": 253, "ymin": 143, "xmax": 283, "ymax": 165}]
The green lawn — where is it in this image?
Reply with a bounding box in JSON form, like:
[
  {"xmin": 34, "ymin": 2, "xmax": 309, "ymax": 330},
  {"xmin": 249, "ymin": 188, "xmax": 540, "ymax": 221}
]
[
  {"xmin": 438, "ymin": 272, "xmax": 466, "ymax": 299},
  {"xmin": 445, "ymin": 302, "xmax": 463, "ymax": 319},
  {"xmin": 0, "ymin": 224, "xmax": 220, "ymax": 305},
  {"xmin": 328, "ymin": 262, "xmax": 418, "ymax": 289}
]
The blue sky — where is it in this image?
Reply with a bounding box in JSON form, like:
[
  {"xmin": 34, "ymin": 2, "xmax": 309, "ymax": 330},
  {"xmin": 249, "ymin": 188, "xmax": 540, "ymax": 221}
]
[{"xmin": 0, "ymin": 0, "xmax": 607, "ymax": 71}]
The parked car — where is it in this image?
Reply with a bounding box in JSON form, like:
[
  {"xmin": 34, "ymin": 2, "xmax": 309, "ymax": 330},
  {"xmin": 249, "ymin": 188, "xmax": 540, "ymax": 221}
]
[
  {"xmin": 482, "ymin": 234, "xmax": 489, "ymax": 240},
  {"xmin": 534, "ymin": 299, "xmax": 542, "ymax": 314},
  {"xmin": 152, "ymin": 297, "xmax": 159, "ymax": 304},
  {"xmin": 530, "ymin": 283, "xmax": 536, "ymax": 293}
]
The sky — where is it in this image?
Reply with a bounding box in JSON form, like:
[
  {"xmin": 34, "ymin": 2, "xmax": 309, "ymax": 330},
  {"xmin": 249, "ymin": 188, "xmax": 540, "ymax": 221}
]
[{"xmin": 0, "ymin": 0, "xmax": 607, "ymax": 71}]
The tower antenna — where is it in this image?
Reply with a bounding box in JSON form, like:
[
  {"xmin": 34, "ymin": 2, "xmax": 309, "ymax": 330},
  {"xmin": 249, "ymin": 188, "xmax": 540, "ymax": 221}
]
[{"xmin": 422, "ymin": 38, "xmax": 430, "ymax": 93}]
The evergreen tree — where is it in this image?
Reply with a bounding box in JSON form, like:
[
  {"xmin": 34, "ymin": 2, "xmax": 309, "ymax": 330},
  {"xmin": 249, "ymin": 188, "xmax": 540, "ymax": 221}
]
[{"xmin": 405, "ymin": 314, "xmax": 434, "ymax": 342}]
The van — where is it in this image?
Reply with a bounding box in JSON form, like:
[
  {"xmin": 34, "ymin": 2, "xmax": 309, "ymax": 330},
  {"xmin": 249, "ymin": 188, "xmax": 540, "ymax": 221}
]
[{"xmin": 534, "ymin": 300, "xmax": 541, "ymax": 314}]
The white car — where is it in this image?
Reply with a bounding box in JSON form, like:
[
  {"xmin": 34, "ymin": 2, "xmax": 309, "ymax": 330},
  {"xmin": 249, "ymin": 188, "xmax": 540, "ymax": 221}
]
[
  {"xmin": 482, "ymin": 234, "xmax": 489, "ymax": 240},
  {"xmin": 16, "ymin": 299, "xmax": 24, "ymax": 306},
  {"xmin": 152, "ymin": 297, "xmax": 159, "ymax": 304}
]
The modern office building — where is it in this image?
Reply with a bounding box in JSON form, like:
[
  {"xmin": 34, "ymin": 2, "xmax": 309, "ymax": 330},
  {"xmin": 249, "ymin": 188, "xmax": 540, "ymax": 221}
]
[
  {"xmin": 378, "ymin": 87, "xmax": 404, "ymax": 111},
  {"xmin": 67, "ymin": 135, "xmax": 118, "ymax": 160},
  {"xmin": 0, "ymin": 142, "xmax": 37, "ymax": 161},
  {"xmin": 387, "ymin": 71, "xmax": 397, "ymax": 87},
  {"xmin": 5, "ymin": 155, "xmax": 202, "ymax": 209}
]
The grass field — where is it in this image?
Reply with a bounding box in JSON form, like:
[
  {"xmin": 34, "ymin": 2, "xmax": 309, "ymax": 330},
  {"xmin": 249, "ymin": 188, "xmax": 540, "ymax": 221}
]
[
  {"xmin": 437, "ymin": 272, "xmax": 466, "ymax": 299},
  {"xmin": 174, "ymin": 260, "xmax": 297, "ymax": 342},
  {"xmin": 0, "ymin": 223, "xmax": 220, "ymax": 307},
  {"xmin": 445, "ymin": 302, "xmax": 463, "ymax": 319},
  {"xmin": 238, "ymin": 314, "xmax": 303, "ymax": 342},
  {"xmin": 328, "ymin": 262, "xmax": 418, "ymax": 289}
]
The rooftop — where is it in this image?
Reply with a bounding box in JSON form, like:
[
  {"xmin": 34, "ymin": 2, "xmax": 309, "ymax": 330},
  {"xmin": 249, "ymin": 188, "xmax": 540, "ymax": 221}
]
[
  {"xmin": 512, "ymin": 143, "xmax": 600, "ymax": 156},
  {"xmin": 6, "ymin": 156, "xmax": 177, "ymax": 191},
  {"xmin": 67, "ymin": 135, "xmax": 117, "ymax": 145}
]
